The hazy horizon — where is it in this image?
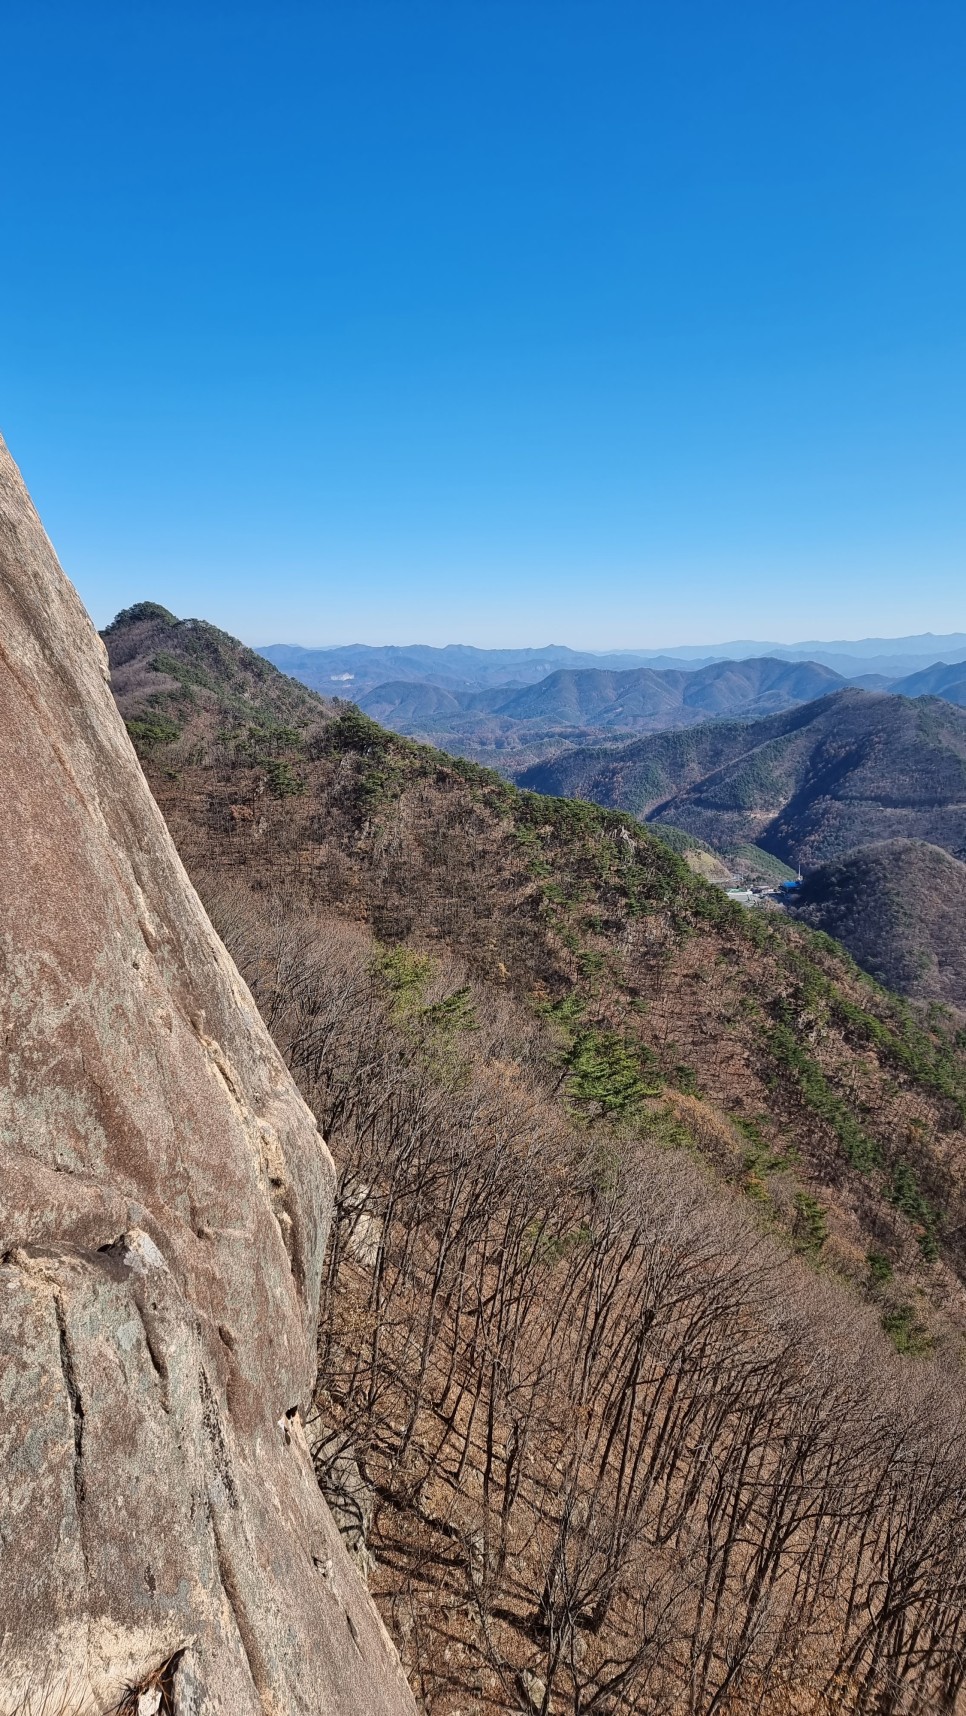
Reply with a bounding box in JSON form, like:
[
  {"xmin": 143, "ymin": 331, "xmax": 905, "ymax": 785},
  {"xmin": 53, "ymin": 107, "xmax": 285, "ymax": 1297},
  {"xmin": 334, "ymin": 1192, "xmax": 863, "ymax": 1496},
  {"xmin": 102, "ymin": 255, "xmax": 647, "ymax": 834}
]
[{"xmin": 255, "ymin": 630, "xmax": 966, "ymax": 656}]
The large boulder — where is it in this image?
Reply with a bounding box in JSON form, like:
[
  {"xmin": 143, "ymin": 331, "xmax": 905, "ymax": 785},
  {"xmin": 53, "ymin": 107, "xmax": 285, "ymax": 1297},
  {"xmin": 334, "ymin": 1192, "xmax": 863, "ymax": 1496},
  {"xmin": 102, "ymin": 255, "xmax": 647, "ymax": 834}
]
[{"xmin": 0, "ymin": 436, "xmax": 416, "ymax": 1716}]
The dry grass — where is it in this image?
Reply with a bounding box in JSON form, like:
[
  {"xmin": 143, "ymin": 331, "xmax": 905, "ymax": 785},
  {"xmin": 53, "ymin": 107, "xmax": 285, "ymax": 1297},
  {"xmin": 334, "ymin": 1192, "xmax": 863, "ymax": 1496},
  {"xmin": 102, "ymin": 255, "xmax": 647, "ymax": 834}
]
[
  {"xmin": 111, "ymin": 1653, "xmax": 183, "ymax": 1716},
  {"xmin": 0, "ymin": 1653, "xmax": 184, "ymax": 1716}
]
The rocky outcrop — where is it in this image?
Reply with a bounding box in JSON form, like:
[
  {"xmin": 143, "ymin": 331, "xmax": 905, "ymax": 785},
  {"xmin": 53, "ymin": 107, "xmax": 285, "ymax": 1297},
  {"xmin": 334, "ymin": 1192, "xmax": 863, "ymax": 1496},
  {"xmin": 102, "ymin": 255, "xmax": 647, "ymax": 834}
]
[{"xmin": 0, "ymin": 435, "xmax": 416, "ymax": 1715}]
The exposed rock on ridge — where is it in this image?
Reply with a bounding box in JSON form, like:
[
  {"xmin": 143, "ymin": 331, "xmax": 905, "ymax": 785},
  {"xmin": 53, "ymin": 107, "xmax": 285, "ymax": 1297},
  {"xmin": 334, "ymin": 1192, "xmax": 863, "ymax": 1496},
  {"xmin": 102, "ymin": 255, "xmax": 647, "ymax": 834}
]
[{"xmin": 0, "ymin": 435, "xmax": 415, "ymax": 1715}]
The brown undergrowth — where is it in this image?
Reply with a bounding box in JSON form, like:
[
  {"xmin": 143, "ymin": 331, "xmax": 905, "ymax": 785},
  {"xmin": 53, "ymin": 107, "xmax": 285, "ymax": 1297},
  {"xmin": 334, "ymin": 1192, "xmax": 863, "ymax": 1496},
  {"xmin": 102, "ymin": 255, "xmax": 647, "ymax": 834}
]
[
  {"xmin": 205, "ymin": 881, "xmax": 966, "ymax": 1715},
  {"xmin": 143, "ymin": 726, "xmax": 966, "ymax": 1343}
]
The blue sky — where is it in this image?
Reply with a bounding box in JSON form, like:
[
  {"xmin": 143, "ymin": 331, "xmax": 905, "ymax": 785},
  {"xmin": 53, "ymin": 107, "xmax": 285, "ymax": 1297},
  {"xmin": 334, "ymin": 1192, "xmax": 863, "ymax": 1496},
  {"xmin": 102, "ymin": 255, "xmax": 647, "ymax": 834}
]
[{"xmin": 2, "ymin": 1, "xmax": 965, "ymax": 648}]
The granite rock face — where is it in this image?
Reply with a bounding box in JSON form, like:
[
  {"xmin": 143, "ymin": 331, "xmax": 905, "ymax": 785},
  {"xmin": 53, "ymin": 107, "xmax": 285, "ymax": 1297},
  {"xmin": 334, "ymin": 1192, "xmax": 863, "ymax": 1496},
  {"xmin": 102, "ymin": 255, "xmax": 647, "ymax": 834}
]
[{"xmin": 0, "ymin": 436, "xmax": 416, "ymax": 1716}]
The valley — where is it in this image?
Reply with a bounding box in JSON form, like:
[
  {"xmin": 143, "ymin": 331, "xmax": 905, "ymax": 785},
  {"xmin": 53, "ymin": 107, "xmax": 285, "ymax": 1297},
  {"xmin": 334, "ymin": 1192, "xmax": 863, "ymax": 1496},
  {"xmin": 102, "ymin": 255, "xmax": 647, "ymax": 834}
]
[
  {"xmin": 263, "ymin": 638, "xmax": 966, "ymax": 770},
  {"xmin": 517, "ymin": 691, "xmax": 966, "ymax": 1007},
  {"xmin": 99, "ymin": 597, "xmax": 966, "ymax": 1711}
]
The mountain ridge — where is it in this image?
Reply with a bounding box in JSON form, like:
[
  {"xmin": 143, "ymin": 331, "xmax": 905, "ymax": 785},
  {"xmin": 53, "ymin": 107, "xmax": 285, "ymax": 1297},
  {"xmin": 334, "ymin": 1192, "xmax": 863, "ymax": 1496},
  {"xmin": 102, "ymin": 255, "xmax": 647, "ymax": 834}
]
[
  {"xmin": 356, "ymin": 656, "xmax": 846, "ymax": 757},
  {"xmin": 100, "ymin": 597, "xmax": 966, "ymax": 1712},
  {"xmin": 260, "ymin": 632, "xmax": 966, "ymax": 697},
  {"xmin": 261, "ymin": 642, "xmax": 966, "ymax": 768},
  {"xmin": 518, "ymin": 688, "xmax": 966, "ymax": 869},
  {"xmin": 104, "ymin": 603, "xmax": 966, "ymax": 1313},
  {"xmin": 892, "ymin": 659, "xmax": 966, "ymax": 705}
]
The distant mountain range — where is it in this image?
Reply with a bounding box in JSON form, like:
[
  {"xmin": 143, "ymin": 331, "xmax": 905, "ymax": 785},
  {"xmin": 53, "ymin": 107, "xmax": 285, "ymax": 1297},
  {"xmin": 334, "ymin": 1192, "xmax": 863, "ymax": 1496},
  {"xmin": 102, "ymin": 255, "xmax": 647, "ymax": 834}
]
[
  {"xmin": 261, "ymin": 633, "xmax": 966, "ymax": 695},
  {"xmin": 258, "ymin": 634, "xmax": 966, "ymax": 1010},
  {"xmin": 260, "ymin": 637, "xmax": 966, "ymax": 767},
  {"xmin": 890, "ymin": 660, "xmax": 966, "ymax": 703},
  {"xmin": 258, "ymin": 641, "xmax": 687, "ymax": 695},
  {"xmin": 371, "ymin": 656, "xmax": 843, "ymax": 723},
  {"xmin": 622, "ymin": 632, "xmax": 966, "ymax": 678},
  {"xmin": 518, "ymin": 690, "xmax": 966, "ymax": 871},
  {"xmin": 358, "ymin": 657, "xmax": 846, "ymax": 758}
]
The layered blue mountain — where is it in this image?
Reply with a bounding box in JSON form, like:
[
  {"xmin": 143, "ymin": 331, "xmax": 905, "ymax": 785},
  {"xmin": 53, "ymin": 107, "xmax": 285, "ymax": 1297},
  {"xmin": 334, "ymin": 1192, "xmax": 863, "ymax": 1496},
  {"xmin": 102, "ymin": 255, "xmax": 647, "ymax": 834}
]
[
  {"xmin": 890, "ymin": 661, "xmax": 966, "ymax": 706},
  {"xmin": 362, "ymin": 656, "xmax": 842, "ymax": 727},
  {"xmin": 259, "ymin": 641, "xmax": 712, "ymax": 696},
  {"xmin": 260, "ymin": 633, "xmax": 966, "ymax": 697}
]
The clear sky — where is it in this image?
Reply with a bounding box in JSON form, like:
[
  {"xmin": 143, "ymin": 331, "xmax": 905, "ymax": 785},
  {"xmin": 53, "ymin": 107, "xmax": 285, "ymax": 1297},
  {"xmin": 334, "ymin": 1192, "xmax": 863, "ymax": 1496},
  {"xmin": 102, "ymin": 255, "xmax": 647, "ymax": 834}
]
[{"xmin": 2, "ymin": 0, "xmax": 965, "ymax": 648}]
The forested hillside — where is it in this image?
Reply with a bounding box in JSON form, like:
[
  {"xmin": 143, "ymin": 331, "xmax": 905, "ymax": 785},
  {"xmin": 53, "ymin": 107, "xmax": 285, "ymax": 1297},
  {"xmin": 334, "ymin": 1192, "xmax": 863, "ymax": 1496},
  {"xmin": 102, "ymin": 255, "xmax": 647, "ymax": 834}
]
[
  {"xmin": 788, "ymin": 840, "xmax": 966, "ymax": 1010},
  {"xmin": 519, "ymin": 689, "xmax": 966, "ymax": 869},
  {"xmin": 106, "ymin": 604, "xmax": 966, "ymax": 1714},
  {"xmin": 357, "ymin": 657, "xmax": 844, "ymax": 761}
]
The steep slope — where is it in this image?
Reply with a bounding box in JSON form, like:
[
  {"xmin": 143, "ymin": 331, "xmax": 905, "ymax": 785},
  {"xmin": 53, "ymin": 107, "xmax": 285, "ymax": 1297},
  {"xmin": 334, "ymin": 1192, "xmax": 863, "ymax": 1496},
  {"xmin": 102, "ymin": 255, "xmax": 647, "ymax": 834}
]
[
  {"xmin": 0, "ymin": 442, "xmax": 414, "ymax": 1714},
  {"xmin": 519, "ymin": 689, "xmax": 966, "ymax": 867},
  {"xmin": 788, "ymin": 840, "xmax": 966, "ymax": 1009},
  {"xmin": 103, "ymin": 606, "xmax": 966, "ymax": 1319},
  {"xmin": 104, "ymin": 605, "xmax": 966, "ymax": 1713},
  {"xmin": 206, "ymin": 883, "xmax": 966, "ymax": 1716},
  {"xmin": 105, "ymin": 599, "xmax": 332, "ymax": 743}
]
